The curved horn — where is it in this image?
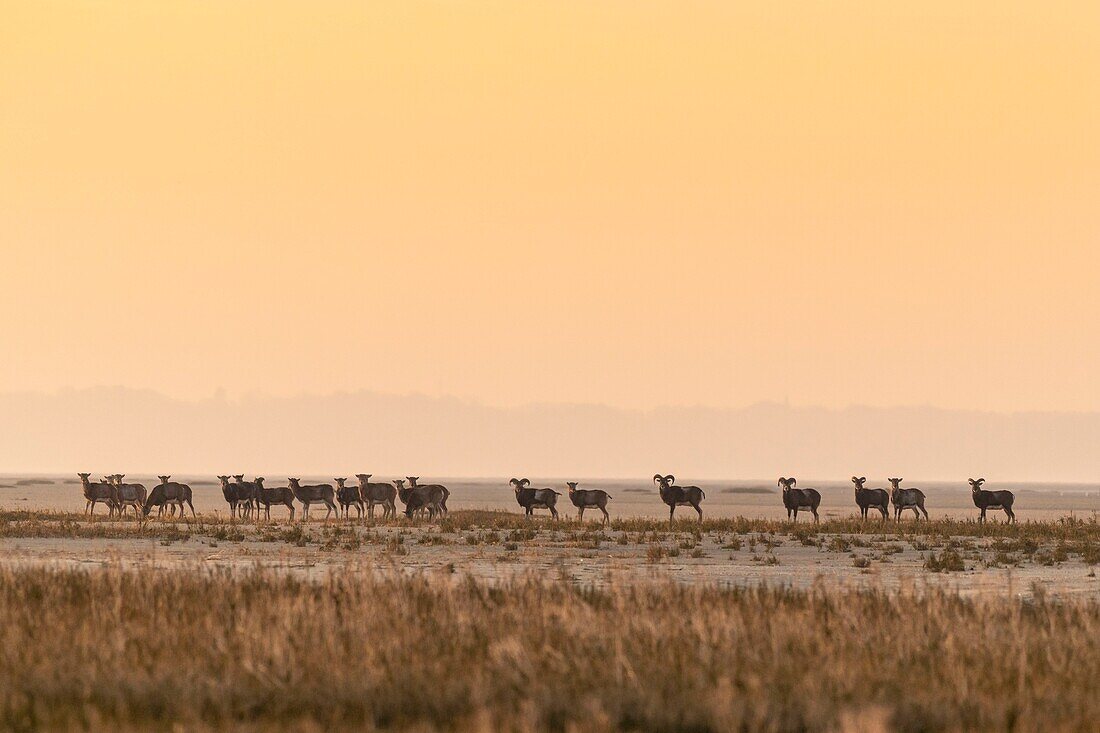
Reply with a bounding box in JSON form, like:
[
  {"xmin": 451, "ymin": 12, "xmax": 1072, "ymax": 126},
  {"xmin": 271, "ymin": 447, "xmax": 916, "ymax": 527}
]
[
  {"xmin": 509, "ymin": 478, "xmax": 518, "ymax": 486},
  {"xmin": 665, "ymin": 474, "xmax": 675, "ymax": 485},
  {"xmin": 521, "ymin": 478, "xmax": 531, "ymax": 487},
  {"xmin": 860, "ymin": 476, "xmax": 866, "ymax": 482},
  {"xmin": 778, "ymin": 477, "xmax": 786, "ymax": 487},
  {"xmin": 653, "ymin": 474, "xmax": 663, "ymax": 485},
  {"xmin": 789, "ymin": 477, "xmax": 797, "ymax": 487}
]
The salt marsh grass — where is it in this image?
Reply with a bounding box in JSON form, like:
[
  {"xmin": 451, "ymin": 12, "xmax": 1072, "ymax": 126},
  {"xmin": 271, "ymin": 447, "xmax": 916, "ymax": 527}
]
[{"xmin": 0, "ymin": 565, "xmax": 1097, "ymax": 731}]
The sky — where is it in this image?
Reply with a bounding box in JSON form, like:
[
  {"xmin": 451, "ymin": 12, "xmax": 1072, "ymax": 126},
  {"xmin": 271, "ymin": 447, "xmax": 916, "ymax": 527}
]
[{"xmin": 3, "ymin": 1, "xmax": 1099, "ymax": 413}]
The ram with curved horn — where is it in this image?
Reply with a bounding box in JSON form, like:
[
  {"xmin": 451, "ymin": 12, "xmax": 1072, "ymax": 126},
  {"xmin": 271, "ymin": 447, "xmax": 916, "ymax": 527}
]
[
  {"xmin": 510, "ymin": 477, "xmax": 560, "ymax": 519},
  {"xmin": 851, "ymin": 476, "xmax": 889, "ymax": 521},
  {"xmin": 653, "ymin": 474, "xmax": 705, "ymax": 527},
  {"xmin": 969, "ymin": 478, "xmax": 1015, "ymax": 524},
  {"xmin": 778, "ymin": 477, "xmax": 821, "ymax": 522}
]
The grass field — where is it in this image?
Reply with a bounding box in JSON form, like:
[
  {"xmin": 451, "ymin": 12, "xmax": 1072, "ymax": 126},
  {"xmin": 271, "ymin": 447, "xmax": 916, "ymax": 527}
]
[
  {"xmin": 0, "ymin": 564, "xmax": 1097, "ymax": 732},
  {"xmin": 0, "ymin": 510, "xmax": 1098, "ymax": 730}
]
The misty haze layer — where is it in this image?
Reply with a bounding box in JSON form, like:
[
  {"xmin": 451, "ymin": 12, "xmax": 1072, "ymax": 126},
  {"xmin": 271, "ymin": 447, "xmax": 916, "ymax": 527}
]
[{"xmin": 0, "ymin": 387, "xmax": 1095, "ymax": 481}]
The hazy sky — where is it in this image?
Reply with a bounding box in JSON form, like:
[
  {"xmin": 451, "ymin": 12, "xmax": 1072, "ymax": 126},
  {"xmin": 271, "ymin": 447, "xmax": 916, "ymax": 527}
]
[{"xmin": 3, "ymin": 1, "xmax": 1099, "ymax": 412}]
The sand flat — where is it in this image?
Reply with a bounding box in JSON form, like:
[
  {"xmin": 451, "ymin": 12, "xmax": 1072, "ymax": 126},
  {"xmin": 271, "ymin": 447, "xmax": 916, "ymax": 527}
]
[{"xmin": 2, "ymin": 523, "xmax": 1096, "ymax": 600}]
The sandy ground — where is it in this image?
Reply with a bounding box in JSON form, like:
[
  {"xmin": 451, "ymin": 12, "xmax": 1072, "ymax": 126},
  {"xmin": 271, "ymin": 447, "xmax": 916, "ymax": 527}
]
[{"xmin": 1, "ymin": 522, "xmax": 1096, "ymax": 601}]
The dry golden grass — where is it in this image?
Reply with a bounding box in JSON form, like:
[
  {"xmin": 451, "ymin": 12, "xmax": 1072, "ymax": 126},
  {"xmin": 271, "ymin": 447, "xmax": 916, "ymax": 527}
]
[
  {"xmin": 0, "ymin": 565, "xmax": 1097, "ymax": 732},
  {"xmin": 3, "ymin": 508, "xmax": 1098, "ymax": 540},
  {"xmin": 1, "ymin": 510, "xmax": 1097, "ymax": 567}
]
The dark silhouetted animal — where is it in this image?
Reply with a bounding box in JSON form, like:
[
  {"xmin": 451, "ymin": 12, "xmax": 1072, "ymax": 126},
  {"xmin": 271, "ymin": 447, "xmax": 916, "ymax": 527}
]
[
  {"xmin": 108, "ymin": 474, "xmax": 146, "ymax": 518},
  {"xmin": 219, "ymin": 475, "xmax": 245, "ymax": 518},
  {"xmin": 402, "ymin": 482, "xmax": 446, "ymax": 520},
  {"xmin": 356, "ymin": 474, "xmax": 397, "ymax": 519},
  {"xmin": 778, "ymin": 477, "xmax": 821, "ymax": 522},
  {"xmin": 888, "ymin": 478, "xmax": 928, "ymax": 522},
  {"xmin": 566, "ymin": 481, "xmax": 611, "ymax": 524},
  {"xmin": 509, "ymin": 478, "xmax": 560, "ymax": 519},
  {"xmin": 335, "ymin": 477, "xmax": 364, "ymax": 519},
  {"xmin": 969, "ymin": 478, "xmax": 1015, "ymax": 524},
  {"xmin": 287, "ymin": 478, "xmax": 337, "ymax": 521},
  {"xmin": 851, "ymin": 476, "xmax": 888, "ymax": 521},
  {"xmin": 406, "ymin": 477, "xmax": 449, "ymax": 515},
  {"xmin": 253, "ymin": 477, "xmax": 295, "ymax": 522},
  {"xmin": 233, "ymin": 474, "xmax": 259, "ymax": 519},
  {"xmin": 78, "ymin": 473, "xmax": 114, "ymax": 515},
  {"xmin": 653, "ymin": 474, "xmax": 705, "ymax": 526},
  {"xmin": 143, "ymin": 476, "xmax": 195, "ymax": 518}
]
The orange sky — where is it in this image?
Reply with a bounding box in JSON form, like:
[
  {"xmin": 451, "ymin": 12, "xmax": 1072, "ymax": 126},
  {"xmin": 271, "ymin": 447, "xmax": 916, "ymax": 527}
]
[{"xmin": 2, "ymin": 1, "xmax": 1099, "ymax": 412}]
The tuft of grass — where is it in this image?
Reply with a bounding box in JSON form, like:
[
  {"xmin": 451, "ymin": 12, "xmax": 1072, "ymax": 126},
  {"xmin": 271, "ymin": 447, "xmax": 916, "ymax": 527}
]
[{"xmin": 925, "ymin": 549, "xmax": 966, "ymax": 572}]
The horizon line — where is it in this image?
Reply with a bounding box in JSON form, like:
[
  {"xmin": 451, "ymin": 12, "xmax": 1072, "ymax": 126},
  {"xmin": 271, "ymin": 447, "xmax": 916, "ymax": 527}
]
[{"xmin": 5, "ymin": 384, "xmax": 1100, "ymax": 418}]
